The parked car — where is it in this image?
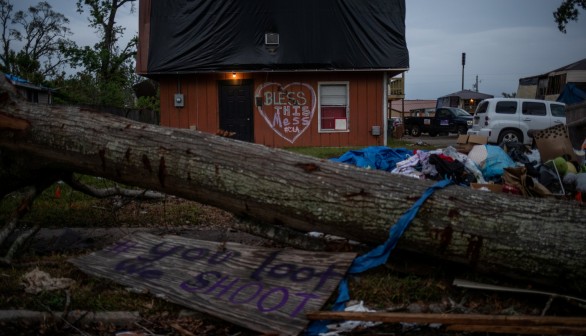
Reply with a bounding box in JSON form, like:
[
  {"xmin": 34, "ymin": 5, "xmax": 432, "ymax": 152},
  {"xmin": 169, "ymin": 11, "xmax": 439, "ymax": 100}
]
[
  {"xmin": 467, "ymin": 98, "xmax": 566, "ymax": 145},
  {"xmin": 403, "ymin": 107, "xmax": 472, "ymax": 137}
]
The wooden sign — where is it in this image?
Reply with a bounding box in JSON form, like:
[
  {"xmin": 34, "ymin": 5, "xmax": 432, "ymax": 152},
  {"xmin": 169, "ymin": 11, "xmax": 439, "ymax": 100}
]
[{"xmin": 70, "ymin": 232, "xmax": 356, "ymax": 335}]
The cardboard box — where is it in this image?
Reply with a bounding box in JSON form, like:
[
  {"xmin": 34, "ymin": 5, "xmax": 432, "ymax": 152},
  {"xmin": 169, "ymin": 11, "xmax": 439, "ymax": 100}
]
[
  {"xmin": 456, "ymin": 134, "xmax": 488, "ymax": 154},
  {"xmin": 532, "ymin": 124, "xmax": 585, "ymax": 164},
  {"xmin": 471, "ymin": 183, "xmax": 503, "ymax": 193}
]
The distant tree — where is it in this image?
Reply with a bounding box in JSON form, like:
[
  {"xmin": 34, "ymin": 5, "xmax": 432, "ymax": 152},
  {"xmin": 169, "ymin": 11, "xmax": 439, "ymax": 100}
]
[
  {"xmin": 0, "ymin": 0, "xmax": 15, "ymax": 73},
  {"xmin": 66, "ymin": 0, "xmax": 137, "ymax": 107},
  {"xmin": 502, "ymin": 92, "xmax": 517, "ymax": 98},
  {"xmin": 0, "ymin": 1, "xmax": 73, "ymax": 83},
  {"xmin": 554, "ymin": 0, "xmax": 586, "ymax": 33}
]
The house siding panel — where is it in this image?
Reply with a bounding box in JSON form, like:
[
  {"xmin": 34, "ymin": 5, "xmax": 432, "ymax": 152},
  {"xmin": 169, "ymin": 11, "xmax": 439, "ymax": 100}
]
[
  {"xmin": 158, "ymin": 72, "xmax": 385, "ymax": 148},
  {"xmin": 566, "ymin": 70, "xmax": 586, "ymax": 83}
]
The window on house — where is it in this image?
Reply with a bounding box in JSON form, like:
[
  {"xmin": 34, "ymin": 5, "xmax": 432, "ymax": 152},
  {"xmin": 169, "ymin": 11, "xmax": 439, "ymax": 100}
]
[
  {"xmin": 319, "ymin": 83, "xmax": 349, "ymax": 132},
  {"xmin": 546, "ymin": 74, "xmax": 567, "ymax": 95}
]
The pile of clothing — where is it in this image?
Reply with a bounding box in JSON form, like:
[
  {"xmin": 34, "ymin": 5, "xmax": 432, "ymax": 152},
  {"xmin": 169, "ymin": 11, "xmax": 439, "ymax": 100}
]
[{"xmin": 331, "ymin": 142, "xmax": 586, "ymax": 201}]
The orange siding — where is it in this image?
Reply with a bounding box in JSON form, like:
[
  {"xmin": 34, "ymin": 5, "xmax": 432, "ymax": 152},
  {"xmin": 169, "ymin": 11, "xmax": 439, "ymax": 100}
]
[{"xmin": 159, "ymin": 72, "xmax": 386, "ymax": 148}]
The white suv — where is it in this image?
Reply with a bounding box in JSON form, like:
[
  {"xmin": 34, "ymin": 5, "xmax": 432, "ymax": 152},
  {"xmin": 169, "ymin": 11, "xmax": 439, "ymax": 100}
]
[{"xmin": 467, "ymin": 98, "xmax": 566, "ymax": 145}]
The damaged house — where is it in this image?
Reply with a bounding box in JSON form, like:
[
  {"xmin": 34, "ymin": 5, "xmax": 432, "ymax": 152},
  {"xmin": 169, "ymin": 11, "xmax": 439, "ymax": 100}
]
[{"xmin": 136, "ymin": 0, "xmax": 409, "ymax": 147}]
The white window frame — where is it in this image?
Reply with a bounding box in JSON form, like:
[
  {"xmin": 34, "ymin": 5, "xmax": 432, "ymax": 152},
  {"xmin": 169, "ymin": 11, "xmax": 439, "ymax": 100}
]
[{"xmin": 318, "ymin": 81, "xmax": 350, "ymax": 133}]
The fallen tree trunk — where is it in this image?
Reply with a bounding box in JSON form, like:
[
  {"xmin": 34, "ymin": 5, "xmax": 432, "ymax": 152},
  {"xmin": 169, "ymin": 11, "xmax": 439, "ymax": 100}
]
[{"xmin": 0, "ymin": 76, "xmax": 585, "ymax": 293}]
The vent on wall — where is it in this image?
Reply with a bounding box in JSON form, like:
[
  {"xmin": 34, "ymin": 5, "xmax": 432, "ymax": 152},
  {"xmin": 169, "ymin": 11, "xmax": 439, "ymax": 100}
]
[{"xmin": 265, "ymin": 33, "xmax": 279, "ymax": 46}]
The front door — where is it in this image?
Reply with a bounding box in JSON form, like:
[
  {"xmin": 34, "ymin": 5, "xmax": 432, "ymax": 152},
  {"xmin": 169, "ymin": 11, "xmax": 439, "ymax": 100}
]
[{"xmin": 218, "ymin": 80, "xmax": 254, "ymax": 142}]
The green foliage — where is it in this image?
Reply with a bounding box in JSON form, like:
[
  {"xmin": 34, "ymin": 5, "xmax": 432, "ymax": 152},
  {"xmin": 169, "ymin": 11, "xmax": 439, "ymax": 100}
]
[
  {"xmin": 554, "ymin": 0, "xmax": 586, "ymax": 33},
  {"xmin": 0, "ymin": 0, "xmax": 73, "ymax": 82},
  {"xmin": 0, "ymin": 0, "xmax": 139, "ymax": 105},
  {"xmin": 136, "ymin": 95, "xmax": 160, "ymax": 113},
  {"xmin": 63, "ymin": 0, "xmax": 138, "ymax": 107}
]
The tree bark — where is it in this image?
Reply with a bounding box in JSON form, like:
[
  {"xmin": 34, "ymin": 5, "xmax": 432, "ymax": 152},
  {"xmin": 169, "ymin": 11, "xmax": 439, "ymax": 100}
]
[{"xmin": 0, "ymin": 76, "xmax": 585, "ymax": 293}]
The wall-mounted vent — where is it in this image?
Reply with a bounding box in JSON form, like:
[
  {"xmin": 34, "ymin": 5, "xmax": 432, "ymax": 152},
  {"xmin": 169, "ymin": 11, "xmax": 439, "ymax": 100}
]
[{"xmin": 265, "ymin": 33, "xmax": 279, "ymax": 46}]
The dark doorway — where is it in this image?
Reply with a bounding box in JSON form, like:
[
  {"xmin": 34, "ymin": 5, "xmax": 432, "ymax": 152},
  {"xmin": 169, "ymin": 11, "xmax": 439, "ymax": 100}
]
[{"xmin": 218, "ymin": 80, "xmax": 254, "ymax": 142}]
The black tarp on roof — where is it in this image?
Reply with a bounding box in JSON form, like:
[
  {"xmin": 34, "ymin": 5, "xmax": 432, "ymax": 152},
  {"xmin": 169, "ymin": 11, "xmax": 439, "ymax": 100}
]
[{"xmin": 146, "ymin": 0, "xmax": 408, "ymax": 73}]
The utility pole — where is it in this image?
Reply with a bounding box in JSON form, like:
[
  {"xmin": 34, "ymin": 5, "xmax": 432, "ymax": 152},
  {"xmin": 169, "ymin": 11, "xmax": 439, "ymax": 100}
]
[
  {"xmin": 475, "ymin": 75, "xmax": 479, "ymax": 92},
  {"xmin": 461, "ymin": 52, "xmax": 466, "ymax": 91}
]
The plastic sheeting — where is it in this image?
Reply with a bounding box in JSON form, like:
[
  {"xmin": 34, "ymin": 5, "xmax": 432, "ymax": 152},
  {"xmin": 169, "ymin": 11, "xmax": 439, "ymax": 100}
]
[
  {"xmin": 146, "ymin": 0, "xmax": 408, "ymax": 73},
  {"xmin": 557, "ymin": 83, "xmax": 586, "ymax": 105},
  {"xmin": 307, "ymin": 179, "xmax": 453, "ymax": 335},
  {"xmin": 330, "ymin": 146, "xmax": 413, "ymax": 172},
  {"xmin": 468, "ymin": 145, "xmax": 516, "ymax": 180}
]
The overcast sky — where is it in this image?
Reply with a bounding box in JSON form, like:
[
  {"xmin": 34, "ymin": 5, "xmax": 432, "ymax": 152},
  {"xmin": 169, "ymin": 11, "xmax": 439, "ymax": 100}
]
[{"xmin": 11, "ymin": 0, "xmax": 586, "ymax": 100}]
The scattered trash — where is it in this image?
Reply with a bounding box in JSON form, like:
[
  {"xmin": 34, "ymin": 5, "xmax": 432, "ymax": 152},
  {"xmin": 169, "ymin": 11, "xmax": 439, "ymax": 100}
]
[
  {"xmin": 333, "ymin": 126, "xmax": 586, "ymax": 201},
  {"xmin": 320, "ymin": 301, "xmax": 381, "ymax": 336},
  {"xmin": 21, "ymin": 267, "xmax": 75, "ymax": 294}
]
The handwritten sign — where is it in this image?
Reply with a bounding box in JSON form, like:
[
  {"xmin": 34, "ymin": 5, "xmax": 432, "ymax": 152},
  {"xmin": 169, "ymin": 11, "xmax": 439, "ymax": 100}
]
[
  {"xmin": 70, "ymin": 232, "xmax": 355, "ymax": 335},
  {"xmin": 256, "ymin": 82, "xmax": 316, "ymax": 143}
]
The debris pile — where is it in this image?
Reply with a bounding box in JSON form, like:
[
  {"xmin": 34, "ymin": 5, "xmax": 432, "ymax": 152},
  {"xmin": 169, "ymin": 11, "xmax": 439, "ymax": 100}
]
[{"xmin": 333, "ymin": 126, "xmax": 586, "ymax": 202}]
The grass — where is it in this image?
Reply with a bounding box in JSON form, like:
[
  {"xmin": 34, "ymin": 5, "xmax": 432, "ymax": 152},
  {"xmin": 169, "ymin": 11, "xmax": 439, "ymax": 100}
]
[
  {"xmin": 348, "ymin": 268, "xmax": 447, "ymax": 309},
  {"xmin": 286, "ymin": 137, "xmax": 442, "ymax": 160}
]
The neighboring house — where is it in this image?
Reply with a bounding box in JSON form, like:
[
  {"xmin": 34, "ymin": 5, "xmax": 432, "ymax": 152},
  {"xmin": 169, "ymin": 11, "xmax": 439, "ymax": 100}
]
[
  {"xmin": 136, "ymin": 0, "xmax": 409, "ymax": 147},
  {"xmin": 436, "ymin": 90, "xmax": 493, "ymax": 114},
  {"xmin": 4, "ymin": 74, "xmax": 54, "ymax": 105},
  {"xmin": 517, "ymin": 58, "xmax": 586, "ymax": 103},
  {"xmin": 389, "ymin": 99, "xmax": 436, "ymax": 118}
]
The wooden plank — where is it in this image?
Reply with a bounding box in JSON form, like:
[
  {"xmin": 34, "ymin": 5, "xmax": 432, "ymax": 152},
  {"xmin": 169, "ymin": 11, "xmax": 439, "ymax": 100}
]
[
  {"xmin": 452, "ymin": 278, "xmax": 586, "ymax": 304},
  {"xmin": 306, "ymin": 311, "xmax": 586, "ymax": 327},
  {"xmin": 70, "ymin": 232, "xmax": 355, "ymax": 336},
  {"xmin": 447, "ymin": 324, "xmax": 586, "ymax": 335}
]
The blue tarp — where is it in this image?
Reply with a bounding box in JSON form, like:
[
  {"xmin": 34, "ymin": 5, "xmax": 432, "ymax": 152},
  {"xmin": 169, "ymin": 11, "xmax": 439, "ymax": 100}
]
[
  {"xmin": 482, "ymin": 145, "xmax": 516, "ymax": 179},
  {"xmin": 330, "ymin": 146, "xmax": 413, "ymax": 172},
  {"xmin": 4, "ymin": 74, "xmax": 29, "ymax": 84},
  {"xmin": 557, "ymin": 83, "xmax": 586, "ymax": 105},
  {"xmin": 306, "ymin": 178, "xmax": 454, "ymax": 335},
  {"xmin": 307, "ymin": 147, "xmax": 453, "ymax": 335}
]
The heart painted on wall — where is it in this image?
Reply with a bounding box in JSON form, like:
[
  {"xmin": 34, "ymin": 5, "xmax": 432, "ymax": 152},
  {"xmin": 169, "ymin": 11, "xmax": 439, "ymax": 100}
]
[{"xmin": 255, "ymin": 82, "xmax": 316, "ymax": 144}]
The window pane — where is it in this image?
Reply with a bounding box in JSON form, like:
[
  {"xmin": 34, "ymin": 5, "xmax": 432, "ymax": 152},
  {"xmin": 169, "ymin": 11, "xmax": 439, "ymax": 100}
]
[
  {"xmin": 320, "ymin": 83, "xmax": 348, "ymax": 131},
  {"xmin": 476, "ymin": 101, "xmax": 488, "ymax": 114},
  {"xmin": 321, "ymin": 84, "xmax": 347, "ymax": 105},
  {"xmin": 551, "ymin": 104, "xmax": 566, "ymax": 117},
  {"xmin": 322, "ymin": 106, "xmax": 346, "ymax": 118},
  {"xmin": 495, "ymin": 101, "xmax": 517, "ymax": 114},
  {"xmin": 522, "ymin": 102, "xmax": 546, "ymax": 116}
]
